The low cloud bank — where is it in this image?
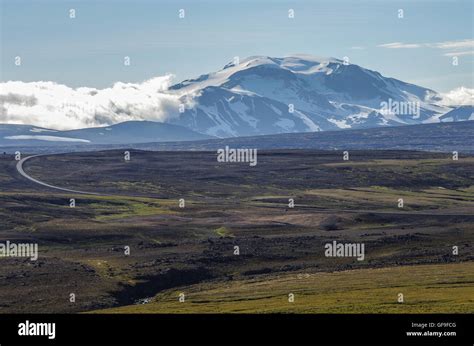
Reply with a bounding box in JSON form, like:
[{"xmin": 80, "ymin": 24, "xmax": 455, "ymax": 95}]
[
  {"xmin": 1, "ymin": 75, "xmax": 472, "ymax": 130},
  {"xmin": 440, "ymin": 87, "xmax": 474, "ymax": 106},
  {"xmin": 0, "ymin": 75, "xmax": 191, "ymax": 130}
]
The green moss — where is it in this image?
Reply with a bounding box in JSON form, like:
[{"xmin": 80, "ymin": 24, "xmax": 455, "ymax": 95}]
[
  {"xmin": 93, "ymin": 262, "xmax": 474, "ymax": 314},
  {"xmin": 215, "ymin": 226, "xmax": 234, "ymax": 238}
]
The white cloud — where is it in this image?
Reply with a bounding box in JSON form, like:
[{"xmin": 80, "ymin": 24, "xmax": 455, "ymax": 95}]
[
  {"xmin": 443, "ymin": 51, "xmax": 474, "ymax": 57},
  {"xmin": 433, "ymin": 39, "xmax": 474, "ymax": 50},
  {"xmin": 440, "ymin": 87, "xmax": 474, "ymax": 106},
  {"xmin": 0, "ymin": 75, "xmax": 193, "ymax": 130},
  {"xmin": 378, "ymin": 39, "xmax": 474, "ymax": 54},
  {"xmin": 377, "ymin": 42, "xmax": 422, "ymax": 49}
]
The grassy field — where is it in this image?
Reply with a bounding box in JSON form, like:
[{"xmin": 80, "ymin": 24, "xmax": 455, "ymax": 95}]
[
  {"xmin": 0, "ymin": 150, "xmax": 472, "ymax": 313},
  {"xmin": 95, "ymin": 262, "xmax": 474, "ymax": 313}
]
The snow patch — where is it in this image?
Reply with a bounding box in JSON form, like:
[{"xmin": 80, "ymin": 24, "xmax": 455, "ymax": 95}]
[
  {"xmin": 276, "ymin": 118, "xmax": 295, "ymax": 131},
  {"xmin": 5, "ymin": 135, "xmax": 91, "ymax": 143},
  {"xmin": 29, "ymin": 128, "xmax": 57, "ymax": 133}
]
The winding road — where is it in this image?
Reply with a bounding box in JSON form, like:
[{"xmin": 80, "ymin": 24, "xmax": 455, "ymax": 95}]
[
  {"xmin": 16, "ymin": 155, "xmax": 103, "ymax": 195},
  {"xmin": 15, "ymin": 154, "xmax": 474, "ymax": 217}
]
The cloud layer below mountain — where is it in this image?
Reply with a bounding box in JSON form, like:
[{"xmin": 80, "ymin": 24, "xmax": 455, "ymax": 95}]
[
  {"xmin": 0, "ymin": 74, "xmax": 472, "ymax": 130},
  {"xmin": 440, "ymin": 87, "xmax": 474, "ymax": 106},
  {"xmin": 0, "ymin": 75, "xmax": 191, "ymax": 130}
]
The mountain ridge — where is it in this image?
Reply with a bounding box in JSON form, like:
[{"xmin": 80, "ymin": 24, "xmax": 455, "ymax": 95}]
[
  {"xmin": 166, "ymin": 55, "xmax": 459, "ymax": 137},
  {"xmin": 1, "ymin": 55, "xmax": 471, "ymax": 145},
  {"xmin": 2, "ymin": 121, "xmax": 472, "ymax": 154},
  {"xmin": 0, "ymin": 121, "xmax": 214, "ymax": 146}
]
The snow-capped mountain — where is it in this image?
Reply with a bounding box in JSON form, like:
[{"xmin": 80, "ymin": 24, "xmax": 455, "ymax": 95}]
[
  {"xmin": 439, "ymin": 105, "xmax": 474, "ymax": 122},
  {"xmin": 1, "ymin": 55, "xmax": 470, "ymax": 145},
  {"xmin": 168, "ymin": 55, "xmax": 460, "ymax": 137}
]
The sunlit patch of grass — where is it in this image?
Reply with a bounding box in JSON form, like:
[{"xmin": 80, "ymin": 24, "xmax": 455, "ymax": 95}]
[
  {"xmin": 12, "ymin": 225, "xmax": 37, "ymax": 233},
  {"xmin": 98, "ymin": 181, "xmax": 162, "ymax": 193},
  {"xmin": 322, "ymin": 158, "xmax": 474, "ymax": 167},
  {"xmin": 83, "ymin": 196, "xmax": 177, "ymax": 221},
  {"xmin": 302, "ymin": 186, "xmax": 474, "ymax": 210},
  {"xmin": 214, "ymin": 226, "xmax": 235, "ymax": 238},
  {"xmin": 94, "ymin": 262, "xmax": 474, "ymax": 314},
  {"xmin": 80, "ymin": 258, "xmax": 134, "ymax": 283}
]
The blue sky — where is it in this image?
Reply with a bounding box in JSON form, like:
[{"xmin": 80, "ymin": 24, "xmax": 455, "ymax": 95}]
[{"xmin": 1, "ymin": 0, "xmax": 473, "ymax": 92}]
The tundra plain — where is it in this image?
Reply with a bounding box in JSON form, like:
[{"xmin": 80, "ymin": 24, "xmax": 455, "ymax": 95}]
[{"xmin": 0, "ymin": 150, "xmax": 473, "ymax": 313}]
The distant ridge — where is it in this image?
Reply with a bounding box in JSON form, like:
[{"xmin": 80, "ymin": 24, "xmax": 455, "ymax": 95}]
[
  {"xmin": 2, "ymin": 121, "xmax": 472, "ymax": 154},
  {"xmin": 134, "ymin": 120, "xmax": 474, "ymax": 153},
  {"xmin": 0, "ymin": 121, "xmax": 213, "ymax": 147}
]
